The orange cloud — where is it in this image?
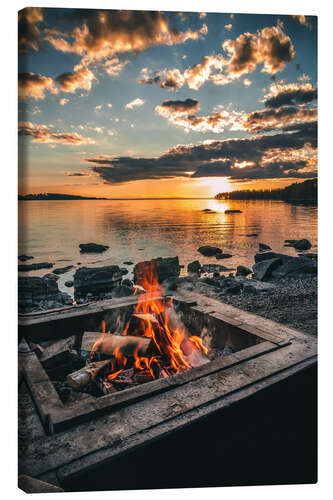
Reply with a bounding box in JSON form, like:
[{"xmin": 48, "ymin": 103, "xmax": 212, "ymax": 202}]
[
  {"xmin": 18, "ymin": 7, "xmax": 43, "ymax": 54},
  {"xmin": 139, "ymin": 24, "xmax": 295, "ymax": 92},
  {"xmin": 55, "ymin": 68, "xmax": 96, "ymax": 93},
  {"xmin": 18, "ymin": 122, "xmax": 95, "ymax": 145},
  {"xmin": 125, "ymin": 98, "xmax": 145, "ymax": 110},
  {"xmin": 44, "ymin": 10, "xmax": 207, "ymax": 69},
  {"xmin": 264, "ymin": 82, "xmax": 317, "ymax": 108},
  {"xmin": 18, "ymin": 72, "xmax": 58, "ymax": 100}
]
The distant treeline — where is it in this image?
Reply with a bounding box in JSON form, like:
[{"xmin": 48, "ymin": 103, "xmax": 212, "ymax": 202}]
[
  {"xmin": 215, "ymin": 179, "xmax": 317, "ymax": 202},
  {"xmin": 18, "ymin": 193, "xmax": 108, "ymax": 201}
]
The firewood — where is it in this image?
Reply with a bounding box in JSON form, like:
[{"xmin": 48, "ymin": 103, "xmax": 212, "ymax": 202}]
[
  {"xmin": 133, "ymin": 370, "xmax": 154, "ymax": 384},
  {"xmin": 39, "ymin": 335, "xmax": 75, "ymax": 369},
  {"xmin": 96, "ymin": 378, "xmax": 117, "ymax": 395},
  {"xmin": 67, "ymin": 359, "xmax": 111, "ymax": 389},
  {"xmin": 29, "ymin": 343, "xmax": 44, "ymax": 357},
  {"xmin": 81, "ymin": 331, "xmax": 155, "ymax": 358}
]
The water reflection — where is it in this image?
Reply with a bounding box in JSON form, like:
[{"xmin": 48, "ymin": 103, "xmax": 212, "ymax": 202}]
[{"xmin": 18, "ymin": 199, "xmax": 317, "ymax": 288}]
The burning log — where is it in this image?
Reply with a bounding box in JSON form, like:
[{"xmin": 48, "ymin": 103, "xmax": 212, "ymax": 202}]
[
  {"xmin": 95, "ymin": 379, "xmax": 117, "ymax": 395},
  {"xmin": 67, "ymin": 359, "xmax": 111, "ymax": 389},
  {"xmin": 82, "ymin": 331, "xmax": 155, "ymax": 358},
  {"xmin": 133, "ymin": 370, "xmax": 154, "ymax": 384}
]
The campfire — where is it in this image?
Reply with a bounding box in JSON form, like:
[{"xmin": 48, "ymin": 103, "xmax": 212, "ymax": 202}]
[{"xmin": 66, "ymin": 263, "xmax": 210, "ymax": 396}]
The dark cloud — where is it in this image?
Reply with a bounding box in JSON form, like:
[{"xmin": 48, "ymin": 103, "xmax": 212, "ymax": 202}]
[
  {"xmin": 241, "ymin": 106, "xmax": 317, "ymax": 133},
  {"xmin": 85, "ymin": 122, "xmax": 317, "ymax": 183},
  {"xmin": 18, "ymin": 7, "xmax": 43, "ymax": 54},
  {"xmin": 156, "ymin": 98, "xmax": 200, "ymax": 114},
  {"xmin": 264, "ymin": 82, "xmax": 317, "ymax": 108},
  {"xmin": 18, "ymin": 122, "xmax": 95, "ymax": 145}
]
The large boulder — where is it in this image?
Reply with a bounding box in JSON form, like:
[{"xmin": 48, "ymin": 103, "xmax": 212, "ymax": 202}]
[
  {"xmin": 134, "ymin": 257, "xmax": 180, "ymax": 286},
  {"xmin": 18, "ymin": 276, "xmax": 72, "ymax": 313},
  {"xmin": 74, "ymin": 265, "xmax": 123, "ymax": 298},
  {"xmin": 252, "ymin": 258, "xmax": 281, "ymax": 281},
  {"xmin": 254, "ymin": 252, "xmax": 317, "ymax": 279},
  {"xmin": 79, "ymin": 243, "xmax": 109, "ymax": 253},
  {"xmin": 197, "ymin": 246, "xmax": 222, "ymax": 257}
]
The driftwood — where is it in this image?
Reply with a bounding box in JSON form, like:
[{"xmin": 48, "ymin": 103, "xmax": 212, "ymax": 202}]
[
  {"xmin": 81, "ymin": 331, "xmax": 155, "ymax": 358},
  {"xmin": 67, "ymin": 359, "xmax": 111, "ymax": 389}
]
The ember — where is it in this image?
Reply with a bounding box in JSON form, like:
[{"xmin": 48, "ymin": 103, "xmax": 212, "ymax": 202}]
[{"xmin": 67, "ymin": 261, "xmax": 210, "ymax": 395}]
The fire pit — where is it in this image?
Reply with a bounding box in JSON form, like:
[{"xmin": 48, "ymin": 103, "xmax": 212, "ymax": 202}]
[
  {"xmin": 20, "ymin": 284, "xmax": 291, "ymax": 435},
  {"xmin": 18, "ymin": 284, "xmax": 317, "ymax": 488}
]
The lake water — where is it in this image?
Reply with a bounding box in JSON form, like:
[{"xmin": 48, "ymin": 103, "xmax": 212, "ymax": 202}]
[{"xmin": 18, "ymin": 199, "xmax": 317, "ymax": 294}]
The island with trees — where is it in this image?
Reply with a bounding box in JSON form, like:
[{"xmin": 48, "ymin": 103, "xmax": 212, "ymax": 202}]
[{"xmin": 215, "ymin": 179, "xmax": 317, "ymax": 203}]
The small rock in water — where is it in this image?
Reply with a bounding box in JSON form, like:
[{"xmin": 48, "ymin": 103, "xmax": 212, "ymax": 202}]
[
  {"xmin": 215, "ymin": 253, "xmax": 232, "ymax": 259},
  {"xmin": 123, "ymin": 261, "xmax": 134, "ymax": 265},
  {"xmin": 18, "ymin": 255, "xmax": 34, "ymax": 262},
  {"xmin": 197, "ymin": 246, "xmax": 223, "ymax": 257},
  {"xmin": 285, "ymin": 238, "xmax": 312, "ymax": 251},
  {"xmin": 79, "ymin": 243, "xmax": 109, "ymax": 253},
  {"xmin": 224, "ymin": 209, "xmax": 242, "ymax": 214},
  {"xmin": 53, "ymin": 265, "xmax": 74, "ymax": 275},
  {"xmin": 245, "ymin": 233, "xmax": 258, "ymax": 237},
  {"xmin": 64, "ymin": 281, "xmax": 73, "ymax": 288},
  {"xmin": 259, "ymin": 243, "xmax": 272, "ymax": 252},
  {"xmin": 120, "ymin": 268, "xmax": 129, "ymax": 275},
  {"xmin": 18, "ymin": 262, "xmax": 54, "ymax": 272}
]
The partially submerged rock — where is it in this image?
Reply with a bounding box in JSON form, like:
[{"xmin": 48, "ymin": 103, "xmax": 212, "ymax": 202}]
[
  {"xmin": 53, "ymin": 265, "xmax": 74, "ymax": 275},
  {"xmin": 18, "ymin": 262, "xmax": 54, "ymax": 272},
  {"xmin": 246, "ymin": 233, "xmax": 258, "ymax": 237},
  {"xmin": 215, "ymin": 253, "xmax": 233, "ymax": 259},
  {"xmin": 284, "ymin": 238, "xmax": 312, "ymax": 250},
  {"xmin": 79, "ymin": 243, "xmax": 109, "ymax": 253},
  {"xmin": 259, "ymin": 243, "xmax": 272, "ymax": 252},
  {"xmin": 224, "ymin": 209, "xmax": 242, "ymax": 214},
  {"xmin": 197, "ymin": 246, "xmax": 222, "ymax": 257},
  {"xmin": 18, "ymin": 255, "xmax": 34, "ymax": 262}
]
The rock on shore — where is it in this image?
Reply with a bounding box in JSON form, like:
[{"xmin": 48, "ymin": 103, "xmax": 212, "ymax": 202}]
[
  {"xmin": 18, "ymin": 276, "xmax": 72, "ymax": 313},
  {"xmin": 134, "ymin": 257, "xmax": 180, "ymax": 285},
  {"xmin": 73, "ymin": 265, "xmax": 123, "ymax": 298}
]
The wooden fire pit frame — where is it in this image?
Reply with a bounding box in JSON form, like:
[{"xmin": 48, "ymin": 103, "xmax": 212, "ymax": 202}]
[{"xmin": 20, "ymin": 292, "xmax": 293, "ymax": 435}]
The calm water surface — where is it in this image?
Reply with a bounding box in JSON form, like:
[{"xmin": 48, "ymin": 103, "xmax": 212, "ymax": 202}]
[{"xmin": 18, "ymin": 199, "xmax": 317, "ymax": 294}]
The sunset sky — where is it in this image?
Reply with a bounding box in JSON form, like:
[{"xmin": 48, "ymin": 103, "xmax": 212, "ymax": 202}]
[{"xmin": 18, "ymin": 8, "xmax": 317, "ymax": 198}]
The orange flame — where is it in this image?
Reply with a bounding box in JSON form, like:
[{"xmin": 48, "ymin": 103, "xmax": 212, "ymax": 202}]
[{"xmin": 91, "ymin": 261, "xmax": 208, "ymax": 385}]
